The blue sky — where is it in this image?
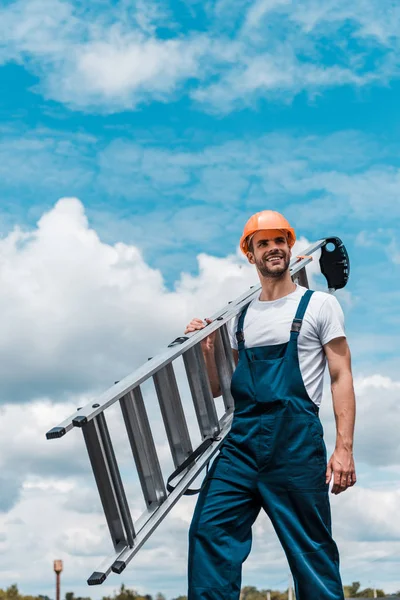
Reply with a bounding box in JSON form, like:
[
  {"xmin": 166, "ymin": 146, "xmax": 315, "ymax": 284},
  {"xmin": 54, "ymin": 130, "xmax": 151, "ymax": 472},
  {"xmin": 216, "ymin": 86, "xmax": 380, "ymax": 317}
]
[{"xmin": 1, "ymin": 0, "xmax": 400, "ymax": 597}]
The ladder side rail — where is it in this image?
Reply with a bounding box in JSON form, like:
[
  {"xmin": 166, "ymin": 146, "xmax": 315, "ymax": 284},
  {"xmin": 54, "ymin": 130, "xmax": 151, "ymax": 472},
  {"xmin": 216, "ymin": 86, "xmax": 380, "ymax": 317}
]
[
  {"xmin": 96, "ymin": 413, "xmax": 136, "ymax": 547},
  {"xmin": 294, "ymin": 266, "xmax": 309, "ymax": 289},
  {"xmin": 219, "ymin": 322, "xmax": 236, "ymax": 372},
  {"xmin": 82, "ymin": 417, "xmax": 129, "ymax": 552},
  {"xmin": 214, "ymin": 327, "xmax": 235, "ymax": 412},
  {"xmin": 46, "ymin": 243, "xmax": 325, "ymax": 437},
  {"xmin": 153, "ymin": 363, "xmax": 193, "ymax": 468},
  {"xmin": 119, "ymin": 388, "xmax": 167, "ymax": 507},
  {"xmin": 183, "ymin": 344, "xmax": 220, "ymax": 439}
]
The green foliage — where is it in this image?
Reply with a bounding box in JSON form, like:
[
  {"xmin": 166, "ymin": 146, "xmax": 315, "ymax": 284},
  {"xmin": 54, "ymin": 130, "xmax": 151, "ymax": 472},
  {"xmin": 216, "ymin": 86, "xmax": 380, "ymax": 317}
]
[
  {"xmin": 65, "ymin": 592, "xmax": 92, "ymax": 600},
  {"xmin": 102, "ymin": 584, "xmax": 152, "ymax": 600},
  {"xmin": 1, "ymin": 581, "xmax": 395, "ymax": 600},
  {"xmin": 343, "ymin": 582, "xmax": 386, "ymax": 597},
  {"xmin": 0, "ymin": 585, "xmax": 51, "ymax": 600},
  {"xmin": 240, "ymin": 585, "xmax": 290, "ymax": 600}
]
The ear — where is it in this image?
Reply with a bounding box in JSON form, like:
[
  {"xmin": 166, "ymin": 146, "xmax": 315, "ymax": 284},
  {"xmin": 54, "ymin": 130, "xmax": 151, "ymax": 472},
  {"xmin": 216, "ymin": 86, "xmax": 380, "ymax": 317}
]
[{"xmin": 246, "ymin": 252, "xmax": 255, "ymax": 264}]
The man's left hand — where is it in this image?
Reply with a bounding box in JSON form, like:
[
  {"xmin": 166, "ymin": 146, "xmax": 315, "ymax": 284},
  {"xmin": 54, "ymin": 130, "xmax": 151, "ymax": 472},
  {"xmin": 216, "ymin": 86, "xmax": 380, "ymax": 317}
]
[{"xmin": 326, "ymin": 447, "xmax": 356, "ymax": 494}]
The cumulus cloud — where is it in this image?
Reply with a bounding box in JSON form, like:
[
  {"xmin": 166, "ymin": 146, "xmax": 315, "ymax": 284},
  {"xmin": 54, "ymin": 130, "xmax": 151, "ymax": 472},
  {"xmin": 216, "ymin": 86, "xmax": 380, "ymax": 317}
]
[
  {"xmin": 0, "ymin": 197, "xmax": 254, "ymax": 402},
  {"xmin": 59, "ymin": 35, "xmax": 206, "ymax": 108}
]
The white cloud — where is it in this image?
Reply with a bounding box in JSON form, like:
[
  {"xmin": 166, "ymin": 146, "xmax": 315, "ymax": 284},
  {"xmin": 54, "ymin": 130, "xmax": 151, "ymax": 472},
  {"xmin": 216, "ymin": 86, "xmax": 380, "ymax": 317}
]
[
  {"xmin": 192, "ymin": 50, "xmax": 377, "ymax": 113},
  {"xmin": 0, "ymin": 0, "xmax": 208, "ymax": 111},
  {"xmin": 192, "ymin": 0, "xmax": 399, "ymax": 113},
  {"xmin": 1, "ymin": 0, "xmax": 400, "ymax": 111},
  {"xmin": 54, "ymin": 33, "xmax": 207, "ymax": 109},
  {"xmin": 0, "ymin": 197, "xmax": 262, "ymax": 402}
]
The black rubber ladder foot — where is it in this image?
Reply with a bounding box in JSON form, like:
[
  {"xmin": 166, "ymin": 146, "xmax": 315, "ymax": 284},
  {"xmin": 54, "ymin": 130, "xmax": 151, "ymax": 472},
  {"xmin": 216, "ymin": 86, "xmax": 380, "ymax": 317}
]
[
  {"xmin": 112, "ymin": 560, "xmax": 126, "ymax": 574},
  {"xmin": 87, "ymin": 571, "xmax": 107, "ymax": 585},
  {"xmin": 46, "ymin": 427, "xmax": 66, "ymax": 440}
]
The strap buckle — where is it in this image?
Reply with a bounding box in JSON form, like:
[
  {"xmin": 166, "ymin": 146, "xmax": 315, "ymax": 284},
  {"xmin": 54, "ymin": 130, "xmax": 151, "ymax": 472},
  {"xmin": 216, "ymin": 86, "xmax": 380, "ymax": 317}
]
[
  {"xmin": 291, "ymin": 318, "xmax": 303, "ymax": 333},
  {"xmin": 236, "ymin": 331, "xmax": 244, "ymax": 343}
]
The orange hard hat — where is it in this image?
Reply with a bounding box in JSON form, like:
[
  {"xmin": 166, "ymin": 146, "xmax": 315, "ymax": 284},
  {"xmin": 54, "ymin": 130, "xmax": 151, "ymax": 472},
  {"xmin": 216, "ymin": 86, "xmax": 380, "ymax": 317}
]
[{"xmin": 240, "ymin": 210, "xmax": 296, "ymax": 254}]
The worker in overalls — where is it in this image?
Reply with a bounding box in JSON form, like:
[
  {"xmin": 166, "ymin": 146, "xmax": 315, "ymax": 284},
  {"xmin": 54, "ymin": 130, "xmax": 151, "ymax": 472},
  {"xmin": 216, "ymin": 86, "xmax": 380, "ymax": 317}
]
[{"xmin": 185, "ymin": 211, "xmax": 356, "ymax": 600}]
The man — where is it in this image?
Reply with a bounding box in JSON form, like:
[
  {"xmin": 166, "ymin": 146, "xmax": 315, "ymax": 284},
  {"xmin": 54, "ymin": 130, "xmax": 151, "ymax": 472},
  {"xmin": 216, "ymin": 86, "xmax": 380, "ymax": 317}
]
[{"xmin": 184, "ymin": 210, "xmax": 356, "ymax": 600}]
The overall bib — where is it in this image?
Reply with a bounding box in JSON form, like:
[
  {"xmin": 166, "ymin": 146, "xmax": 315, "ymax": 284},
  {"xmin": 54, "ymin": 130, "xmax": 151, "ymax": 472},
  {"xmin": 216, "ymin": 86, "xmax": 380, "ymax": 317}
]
[{"xmin": 188, "ymin": 290, "xmax": 344, "ymax": 600}]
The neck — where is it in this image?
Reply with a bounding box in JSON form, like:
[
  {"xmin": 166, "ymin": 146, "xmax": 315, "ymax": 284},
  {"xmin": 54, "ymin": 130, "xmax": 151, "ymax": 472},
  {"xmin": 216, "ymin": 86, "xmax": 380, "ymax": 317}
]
[{"xmin": 258, "ymin": 272, "xmax": 296, "ymax": 302}]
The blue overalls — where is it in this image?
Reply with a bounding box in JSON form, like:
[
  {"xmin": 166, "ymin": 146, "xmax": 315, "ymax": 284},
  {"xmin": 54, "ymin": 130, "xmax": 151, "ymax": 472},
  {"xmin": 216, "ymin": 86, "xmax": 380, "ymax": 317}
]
[{"xmin": 188, "ymin": 290, "xmax": 344, "ymax": 600}]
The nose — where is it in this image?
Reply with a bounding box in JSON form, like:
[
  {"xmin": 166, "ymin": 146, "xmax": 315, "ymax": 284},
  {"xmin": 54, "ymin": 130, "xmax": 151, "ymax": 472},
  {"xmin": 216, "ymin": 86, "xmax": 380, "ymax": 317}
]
[{"xmin": 269, "ymin": 243, "xmax": 281, "ymax": 253}]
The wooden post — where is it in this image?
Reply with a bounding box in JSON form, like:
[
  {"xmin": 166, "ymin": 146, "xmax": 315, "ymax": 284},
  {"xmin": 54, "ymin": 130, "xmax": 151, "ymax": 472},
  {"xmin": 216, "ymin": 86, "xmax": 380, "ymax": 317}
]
[{"xmin": 288, "ymin": 573, "xmax": 294, "ymax": 600}]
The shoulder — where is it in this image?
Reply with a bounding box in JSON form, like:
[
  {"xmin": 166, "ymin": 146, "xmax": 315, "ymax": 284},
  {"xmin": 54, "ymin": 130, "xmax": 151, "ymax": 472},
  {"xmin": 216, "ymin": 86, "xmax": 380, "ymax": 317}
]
[
  {"xmin": 308, "ymin": 290, "xmax": 343, "ymax": 313},
  {"xmin": 307, "ymin": 290, "xmax": 346, "ymax": 342},
  {"xmin": 229, "ymin": 298, "xmax": 256, "ymax": 332}
]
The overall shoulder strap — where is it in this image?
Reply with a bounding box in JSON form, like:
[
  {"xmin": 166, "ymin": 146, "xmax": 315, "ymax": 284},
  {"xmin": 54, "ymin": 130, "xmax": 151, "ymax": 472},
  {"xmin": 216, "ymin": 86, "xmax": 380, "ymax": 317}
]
[
  {"xmin": 290, "ymin": 290, "xmax": 314, "ymax": 340},
  {"xmin": 235, "ymin": 304, "xmax": 250, "ymax": 351}
]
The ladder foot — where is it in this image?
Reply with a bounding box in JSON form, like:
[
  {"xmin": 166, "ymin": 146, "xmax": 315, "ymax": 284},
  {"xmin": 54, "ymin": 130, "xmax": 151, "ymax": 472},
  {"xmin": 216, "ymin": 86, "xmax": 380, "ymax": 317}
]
[
  {"xmin": 112, "ymin": 560, "xmax": 126, "ymax": 574},
  {"xmin": 72, "ymin": 415, "xmax": 88, "ymax": 427},
  {"xmin": 87, "ymin": 571, "xmax": 107, "ymax": 585},
  {"xmin": 46, "ymin": 427, "xmax": 66, "ymax": 440}
]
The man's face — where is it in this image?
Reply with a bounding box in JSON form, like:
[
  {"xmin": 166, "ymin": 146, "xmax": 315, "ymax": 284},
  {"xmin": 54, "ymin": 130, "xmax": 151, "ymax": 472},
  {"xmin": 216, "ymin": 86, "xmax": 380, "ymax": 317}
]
[{"xmin": 247, "ymin": 229, "xmax": 291, "ymax": 278}]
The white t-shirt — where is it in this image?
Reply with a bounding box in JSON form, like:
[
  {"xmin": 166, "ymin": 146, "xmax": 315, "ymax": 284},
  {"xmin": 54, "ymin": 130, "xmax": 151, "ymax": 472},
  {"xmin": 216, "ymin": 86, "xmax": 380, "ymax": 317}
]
[{"xmin": 228, "ymin": 285, "xmax": 346, "ymax": 407}]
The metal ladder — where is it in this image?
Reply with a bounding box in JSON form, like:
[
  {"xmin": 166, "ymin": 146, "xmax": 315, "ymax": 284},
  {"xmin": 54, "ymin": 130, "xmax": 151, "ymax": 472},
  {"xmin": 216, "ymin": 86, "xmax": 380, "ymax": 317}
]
[{"xmin": 46, "ymin": 237, "xmax": 350, "ymax": 586}]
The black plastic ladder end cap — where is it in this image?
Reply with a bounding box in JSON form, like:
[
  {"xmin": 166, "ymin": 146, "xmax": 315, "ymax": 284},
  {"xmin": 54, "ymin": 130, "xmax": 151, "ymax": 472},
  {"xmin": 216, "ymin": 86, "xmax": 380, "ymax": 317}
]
[
  {"xmin": 112, "ymin": 560, "xmax": 126, "ymax": 574},
  {"xmin": 46, "ymin": 426, "xmax": 66, "ymax": 440},
  {"xmin": 87, "ymin": 571, "xmax": 107, "ymax": 585},
  {"xmin": 72, "ymin": 415, "xmax": 88, "ymax": 427}
]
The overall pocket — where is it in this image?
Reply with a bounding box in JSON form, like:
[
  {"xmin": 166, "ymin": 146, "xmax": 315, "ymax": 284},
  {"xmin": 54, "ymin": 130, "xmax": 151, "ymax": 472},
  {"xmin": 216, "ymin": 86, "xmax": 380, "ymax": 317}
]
[{"xmin": 282, "ymin": 416, "xmax": 327, "ymax": 490}]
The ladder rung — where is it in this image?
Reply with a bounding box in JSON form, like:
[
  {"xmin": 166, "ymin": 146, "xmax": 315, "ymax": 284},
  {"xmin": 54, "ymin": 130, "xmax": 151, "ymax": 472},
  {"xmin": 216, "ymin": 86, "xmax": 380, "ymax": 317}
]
[
  {"xmin": 183, "ymin": 344, "xmax": 220, "ymax": 439},
  {"xmin": 82, "ymin": 415, "xmax": 134, "ymax": 550},
  {"xmin": 153, "ymin": 363, "xmax": 193, "ymax": 468},
  {"xmin": 214, "ymin": 326, "xmax": 235, "ymax": 411},
  {"xmin": 120, "ymin": 388, "xmax": 167, "ymax": 507}
]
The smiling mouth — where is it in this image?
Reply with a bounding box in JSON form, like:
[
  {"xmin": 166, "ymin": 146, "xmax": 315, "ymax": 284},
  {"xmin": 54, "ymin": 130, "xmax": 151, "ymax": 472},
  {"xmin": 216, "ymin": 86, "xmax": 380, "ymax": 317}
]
[{"xmin": 265, "ymin": 255, "xmax": 284, "ymax": 263}]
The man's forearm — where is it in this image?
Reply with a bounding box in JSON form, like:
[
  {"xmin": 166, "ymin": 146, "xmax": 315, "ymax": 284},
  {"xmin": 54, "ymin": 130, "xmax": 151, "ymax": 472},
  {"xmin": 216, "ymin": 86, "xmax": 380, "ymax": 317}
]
[
  {"xmin": 203, "ymin": 347, "xmax": 221, "ymax": 398},
  {"xmin": 331, "ymin": 371, "xmax": 356, "ymax": 450}
]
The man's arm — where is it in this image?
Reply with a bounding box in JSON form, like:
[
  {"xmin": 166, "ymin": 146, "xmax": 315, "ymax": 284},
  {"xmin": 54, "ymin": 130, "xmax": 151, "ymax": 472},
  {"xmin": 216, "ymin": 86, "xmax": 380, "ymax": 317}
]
[{"xmin": 324, "ymin": 336, "xmax": 357, "ymax": 494}]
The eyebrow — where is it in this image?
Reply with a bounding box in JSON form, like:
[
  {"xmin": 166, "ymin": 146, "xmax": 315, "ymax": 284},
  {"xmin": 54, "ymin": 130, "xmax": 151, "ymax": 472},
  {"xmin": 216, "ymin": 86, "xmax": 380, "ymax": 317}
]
[{"xmin": 256, "ymin": 236, "xmax": 286, "ymax": 244}]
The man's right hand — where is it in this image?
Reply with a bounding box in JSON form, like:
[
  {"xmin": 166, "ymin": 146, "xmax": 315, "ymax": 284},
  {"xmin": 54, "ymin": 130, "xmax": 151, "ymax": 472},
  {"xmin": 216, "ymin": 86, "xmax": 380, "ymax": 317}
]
[{"xmin": 184, "ymin": 318, "xmax": 216, "ymax": 353}]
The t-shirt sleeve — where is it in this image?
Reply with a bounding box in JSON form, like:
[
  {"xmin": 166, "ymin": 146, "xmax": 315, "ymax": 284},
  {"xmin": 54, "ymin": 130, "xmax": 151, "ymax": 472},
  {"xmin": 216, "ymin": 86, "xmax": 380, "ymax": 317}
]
[
  {"xmin": 228, "ymin": 315, "xmax": 239, "ymax": 350},
  {"xmin": 317, "ymin": 294, "xmax": 346, "ymax": 346}
]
